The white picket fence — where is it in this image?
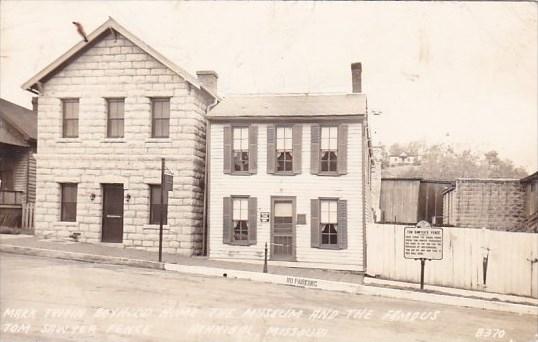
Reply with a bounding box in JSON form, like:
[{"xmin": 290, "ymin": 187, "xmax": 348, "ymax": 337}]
[
  {"xmin": 367, "ymin": 224, "xmax": 538, "ymax": 298},
  {"xmin": 21, "ymin": 202, "xmax": 35, "ymax": 230}
]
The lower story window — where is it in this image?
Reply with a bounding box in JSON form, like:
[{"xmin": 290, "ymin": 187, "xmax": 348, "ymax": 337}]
[
  {"xmin": 60, "ymin": 183, "xmax": 77, "ymax": 222},
  {"xmin": 150, "ymin": 185, "xmax": 168, "ymax": 225},
  {"xmin": 320, "ymin": 199, "xmax": 338, "ymax": 245},
  {"xmin": 232, "ymin": 197, "xmax": 249, "ymax": 241}
]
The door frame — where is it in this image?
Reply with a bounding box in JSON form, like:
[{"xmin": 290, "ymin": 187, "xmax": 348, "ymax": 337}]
[
  {"xmin": 270, "ymin": 196, "xmax": 296, "ymax": 261},
  {"xmin": 101, "ymin": 183, "xmax": 124, "ymax": 243}
]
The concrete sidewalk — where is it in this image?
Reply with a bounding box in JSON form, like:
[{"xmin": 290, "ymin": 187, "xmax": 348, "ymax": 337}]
[
  {"xmin": 0, "ymin": 235, "xmax": 362, "ymax": 282},
  {"xmin": 1, "ymin": 234, "xmax": 537, "ymax": 316}
]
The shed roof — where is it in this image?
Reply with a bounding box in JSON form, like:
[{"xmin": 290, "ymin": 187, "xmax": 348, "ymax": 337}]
[
  {"xmin": 21, "ymin": 17, "xmax": 218, "ymax": 100},
  {"xmin": 0, "ymin": 98, "xmax": 37, "ymax": 141},
  {"xmin": 520, "ymin": 171, "xmax": 538, "ymax": 184},
  {"xmin": 207, "ymin": 93, "xmax": 367, "ymax": 119}
]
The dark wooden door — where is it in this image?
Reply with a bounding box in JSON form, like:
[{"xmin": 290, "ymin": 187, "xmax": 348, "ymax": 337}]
[
  {"xmin": 102, "ymin": 184, "xmax": 124, "ymax": 243},
  {"xmin": 271, "ymin": 197, "xmax": 296, "ymax": 261}
]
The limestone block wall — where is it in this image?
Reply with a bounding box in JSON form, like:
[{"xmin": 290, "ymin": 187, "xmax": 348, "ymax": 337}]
[
  {"xmin": 449, "ymin": 179, "xmax": 527, "ymax": 231},
  {"xmin": 34, "ymin": 31, "xmax": 213, "ymax": 255}
]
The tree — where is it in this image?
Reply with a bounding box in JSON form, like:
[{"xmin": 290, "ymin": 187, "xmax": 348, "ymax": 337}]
[{"xmin": 383, "ymin": 142, "xmax": 528, "ymax": 180}]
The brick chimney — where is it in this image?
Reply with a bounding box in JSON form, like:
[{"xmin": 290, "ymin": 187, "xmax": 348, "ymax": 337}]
[
  {"xmin": 32, "ymin": 97, "xmax": 38, "ymax": 113},
  {"xmin": 351, "ymin": 62, "xmax": 362, "ymax": 93},
  {"xmin": 196, "ymin": 70, "xmax": 218, "ymax": 95}
]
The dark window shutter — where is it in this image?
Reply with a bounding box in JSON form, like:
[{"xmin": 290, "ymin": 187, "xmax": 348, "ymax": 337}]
[
  {"xmin": 292, "ymin": 124, "xmax": 302, "ymax": 174},
  {"xmin": 266, "ymin": 125, "xmax": 276, "ymax": 174},
  {"xmin": 310, "ymin": 124, "xmax": 320, "ymax": 175},
  {"xmin": 311, "ymin": 199, "xmax": 320, "ymax": 248},
  {"xmin": 337, "ymin": 124, "xmax": 348, "ymax": 175},
  {"xmin": 248, "ymin": 197, "xmax": 257, "ymax": 245},
  {"xmin": 223, "ymin": 197, "xmax": 232, "ymax": 244},
  {"xmin": 223, "ymin": 126, "xmax": 232, "ymax": 174},
  {"xmin": 248, "ymin": 126, "xmax": 258, "ymax": 174},
  {"xmin": 338, "ymin": 199, "xmax": 348, "ymax": 249}
]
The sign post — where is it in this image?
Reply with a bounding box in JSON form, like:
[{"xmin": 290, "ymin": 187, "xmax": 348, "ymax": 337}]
[
  {"xmin": 158, "ymin": 158, "xmax": 173, "ymax": 263},
  {"xmin": 404, "ymin": 220, "xmax": 443, "ymax": 290}
]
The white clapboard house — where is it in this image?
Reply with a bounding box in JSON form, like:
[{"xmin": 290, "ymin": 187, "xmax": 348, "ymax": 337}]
[{"xmin": 207, "ymin": 63, "xmax": 373, "ymax": 271}]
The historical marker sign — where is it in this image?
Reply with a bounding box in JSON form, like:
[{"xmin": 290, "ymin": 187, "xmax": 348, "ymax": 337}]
[{"xmin": 404, "ymin": 226, "xmax": 443, "ymax": 260}]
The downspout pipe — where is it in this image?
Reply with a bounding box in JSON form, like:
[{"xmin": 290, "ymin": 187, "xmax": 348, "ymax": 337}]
[{"xmin": 202, "ymin": 97, "xmax": 219, "ymax": 256}]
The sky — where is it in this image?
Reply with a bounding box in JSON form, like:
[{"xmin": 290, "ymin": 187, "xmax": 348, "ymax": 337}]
[{"xmin": 1, "ymin": 1, "xmax": 536, "ymax": 172}]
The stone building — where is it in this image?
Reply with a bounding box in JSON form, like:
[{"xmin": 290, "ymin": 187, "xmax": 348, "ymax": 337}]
[
  {"xmin": 442, "ymin": 176, "xmax": 537, "ymax": 232},
  {"xmin": 206, "ymin": 63, "xmax": 374, "ymax": 271},
  {"xmin": 21, "ymin": 18, "xmax": 218, "ymax": 254}
]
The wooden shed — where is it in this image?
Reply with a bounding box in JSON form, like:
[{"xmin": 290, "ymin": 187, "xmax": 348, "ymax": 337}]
[{"xmin": 379, "ymin": 178, "xmax": 452, "ymax": 225}]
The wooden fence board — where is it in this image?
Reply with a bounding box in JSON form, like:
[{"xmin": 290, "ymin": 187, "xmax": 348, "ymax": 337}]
[{"xmin": 367, "ymin": 224, "xmax": 538, "ymax": 298}]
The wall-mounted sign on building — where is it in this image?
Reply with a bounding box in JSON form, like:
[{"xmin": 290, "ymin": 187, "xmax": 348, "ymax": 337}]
[{"xmin": 260, "ymin": 212, "xmax": 270, "ymax": 223}]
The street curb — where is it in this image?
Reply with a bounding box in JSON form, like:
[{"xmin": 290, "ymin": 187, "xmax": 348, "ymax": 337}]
[
  {"xmin": 163, "ymin": 263, "xmax": 538, "ymax": 316},
  {"xmin": 0, "ymin": 244, "xmax": 164, "ymax": 270},
  {"xmin": 1, "ymin": 244, "xmax": 536, "ymax": 316},
  {"xmin": 363, "ymin": 277, "xmax": 538, "ymax": 306}
]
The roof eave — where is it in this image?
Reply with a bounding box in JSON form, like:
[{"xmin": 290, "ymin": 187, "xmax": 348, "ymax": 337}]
[{"xmin": 21, "ymin": 17, "xmax": 218, "ymax": 101}]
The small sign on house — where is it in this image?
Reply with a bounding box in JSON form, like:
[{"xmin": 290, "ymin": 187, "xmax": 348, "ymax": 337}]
[{"xmin": 260, "ymin": 212, "xmax": 270, "ymax": 222}]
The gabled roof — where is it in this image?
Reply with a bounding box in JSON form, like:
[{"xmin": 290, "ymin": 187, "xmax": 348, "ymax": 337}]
[
  {"xmin": 21, "ymin": 17, "xmax": 218, "ymax": 100},
  {"xmin": 0, "ymin": 98, "xmax": 37, "ymax": 141},
  {"xmin": 207, "ymin": 93, "xmax": 367, "ymax": 119}
]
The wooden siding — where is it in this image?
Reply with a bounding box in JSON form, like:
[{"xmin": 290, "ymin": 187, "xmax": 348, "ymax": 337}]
[
  {"xmin": 367, "ymin": 223, "xmax": 538, "ymax": 298},
  {"xmin": 417, "ymin": 181, "xmax": 452, "ymax": 225},
  {"xmin": 379, "ymin": 179, "xmax": 420, "ymax": 224},
  {"xmin": 208, "ymin": 122, "xmax": 365, "ymax": 270}
]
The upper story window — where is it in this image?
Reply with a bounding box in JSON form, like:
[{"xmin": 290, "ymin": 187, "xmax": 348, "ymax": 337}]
[
  {"xmin": 62, "ymin": 99, "xmax": 79, "ymax": 138},
  {"xmin": 267, "ymin": 125, "xmax": 302, "ymax": 175},
  {"xmin": 233, "ymin": 127, "xmax": 249, "ymax": 172},
  {"xmin": 276, "ymin": 127, "xmax": 293, "ymax": 172},
  {"xmin": 151, "ymin": 98, "xmax": 170, "ymax": 138},
  {"xmin": 321, "ymin": 127, "xmax": 338, "ymax": 173},
  {"xmin": 107, "ymin": 98, "xmax": 125, "ymax": 138},
  {"xmin": 60, "ymin": 183, "xmax": 77, "ymax": 222},
  {"xmin": 311, "ymin": 124, "xmax": 348, "ymax": 176}
]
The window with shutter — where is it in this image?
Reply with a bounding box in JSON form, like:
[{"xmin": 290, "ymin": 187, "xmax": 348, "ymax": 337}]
[
  {"xmin": 62, "ymin": 99, "xmax": 79, "ymax": 138},
  {"xmin": 313, "ymin": 198, "xmax": 348, "ymax": 250},
  {"xmin": 320, "ymin": 199, "xmax": 338, "ymax": 246},
  {"xmin": 320, "ymin": 127, "xmax": 338, "ymax": 173},
  {"xmin": 276, "ymin": 127, "xmax": 293, "ymax": 173},
  {"xmin": 232, "ymin": 127, "xmax": 249, "ymax": 172},
  {"xmin": 232, "ymin": 197, "xmax": 249, "ymax": 242}
]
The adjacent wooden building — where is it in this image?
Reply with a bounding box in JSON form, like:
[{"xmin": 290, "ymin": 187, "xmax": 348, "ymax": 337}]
[
  {"xmin": 0, "ymin": 98, "xmax": 37, "ymax": 229},
  {"xmin": 379, "ymin": 178, "xmax": 451, "ymax": 225}
]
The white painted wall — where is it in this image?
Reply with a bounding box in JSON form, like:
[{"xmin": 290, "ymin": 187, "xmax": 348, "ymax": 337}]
[
  {"xmin": 208, "ymin": 122, "xmax": 365, "ymax": 270},
  {"xmin": 367, "ymin": 223, "xmax": 538, "ymax": 298}
]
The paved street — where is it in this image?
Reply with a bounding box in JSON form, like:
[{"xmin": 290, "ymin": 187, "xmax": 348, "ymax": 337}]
[{"xmin": 0, "ymin": 253, "xmax": 536, "ymax": 342}]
